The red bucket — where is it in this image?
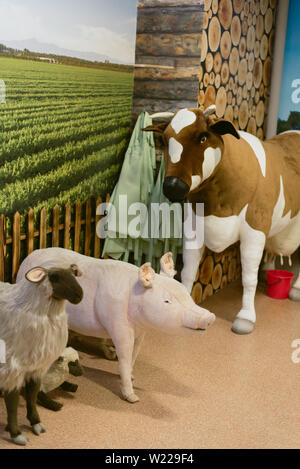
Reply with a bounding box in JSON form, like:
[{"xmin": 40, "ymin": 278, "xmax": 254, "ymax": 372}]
[{"xmin": 267, "ymin": 270, "xmax": 294, "ymax": 299}]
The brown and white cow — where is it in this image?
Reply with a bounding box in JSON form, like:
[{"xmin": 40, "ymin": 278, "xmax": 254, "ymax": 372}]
[{"xmin": 144, "ymin": 105, "xmax": 300, "ymax": 334}]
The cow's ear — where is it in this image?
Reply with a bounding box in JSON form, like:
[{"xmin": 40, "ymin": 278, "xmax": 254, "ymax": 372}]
[
  {"xmin": 210, "ymin": 120, "xmax": 240, "ymax": 139},
  {"xmin": 142, "ymin": 122, "xmax": 169, "ymax": 135}
]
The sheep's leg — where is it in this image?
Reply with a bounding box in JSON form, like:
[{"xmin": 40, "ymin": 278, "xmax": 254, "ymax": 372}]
[
  {"xmin": 37, "ymin": 390, "xmax": 63, "ymax": 412},
  {"xmin": 102, "ymin": 338, "xmax": 117, "ymax": 361},
  {"xmin": 60, "ymin": 381, "xmax": 78, "ymax": 392},
  {"xmin": 232, "ymin": 226, "xmax": 266, "ymax": 335},
  {"xmin": 25, "ymin": 378, "xmax": 46, "ymax": 436},
  {"xmin": 4, "ymin": 389, "xmax": 28, "ymax": 446},
  {"xmin": 110, "ymin": 327, "xmax": 138, "ymax": 403}
]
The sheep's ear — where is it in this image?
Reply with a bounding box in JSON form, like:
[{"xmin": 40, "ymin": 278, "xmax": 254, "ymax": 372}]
[
  {"xmin": 160, "ymin": 252, "xmax": 177, "ymax": 278},
  {"xmin": 139, "ymin": 263, "xmax": 155, "ymax": 288},
  {"xmin": 25, "ymin": 267, "xmax": 47, "ymax": 283},
  {"xmin": 70, "ymin": 264, "xmax": 82, "ymax": 277}
]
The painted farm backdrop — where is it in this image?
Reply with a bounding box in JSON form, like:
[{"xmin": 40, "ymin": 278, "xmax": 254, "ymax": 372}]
[
  {"xmin": 0, "ymin": 0, "xmax": 137, "ymax": 217},
  {"xmin": 0, "ymin": 57, "xmax": 133, "ymax": 215}
]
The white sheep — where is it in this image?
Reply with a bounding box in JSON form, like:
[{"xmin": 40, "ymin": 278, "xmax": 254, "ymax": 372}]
[
  {"xmin": 0, "ymin": 264, "xmax": 83, "ymax": 446},
  {"xmin": 37, "ymin": 347, "xmax": 83, "ymax": 411}
]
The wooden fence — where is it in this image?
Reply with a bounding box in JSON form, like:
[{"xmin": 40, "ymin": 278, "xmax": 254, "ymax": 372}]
[{"xmin": 0, "ymin": 196, "xmax": 110, "ymax": 283}]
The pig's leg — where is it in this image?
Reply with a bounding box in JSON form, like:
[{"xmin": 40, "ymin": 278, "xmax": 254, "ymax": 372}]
[
  {"xmin": 232, "ymin": 227, "xmax": 265, "ymax": 335},
  {"xmin": 181, "ymin": 245, "xmax": 205, "ymax": 294},
  {"xmin": 110, "ymin": 327, "xmax": 139, "ymax": 403},
  {"xmin": 131, "ymin": 333, "xmax": 145, "ymax": 383}
]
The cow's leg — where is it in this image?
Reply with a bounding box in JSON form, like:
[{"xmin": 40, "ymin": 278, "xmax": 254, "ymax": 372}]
[
  {"xmin": 260, "ymin": 251, "xmax": 276, "ymax": 282},
  {"xmin": 4, "ymin": 389, "xmax": 28, "ymax": 446},
  {"xmin": 232, "ymin": 227, "xmax": 266, "ymax": 335},
  {"xmin": 181, "ymin": 246, "xmax": 205, "ymax": 294},
  {"xmin": 289, "ymin": 251, "xmax": 300, "ymax": 301},
  {"xmin": 25, "ymin": 378, "xmax": 47, "ymax": 436}
]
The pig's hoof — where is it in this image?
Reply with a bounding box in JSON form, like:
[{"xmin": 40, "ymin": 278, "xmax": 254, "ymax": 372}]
[
  {"xmin": 32, "ymin": 423, "xmax": 46, "ymax": 435},
  {"xmin": 232, "ymin": 318, "xmax": 254, "ymax": 335},
  {"xmin": 124, "ymin": 393, "xmax": 140, "ymax": 404},
  {"xmin": 13, "ymin": 434, "xmax": 29, "ymax": 446},
  {"xmin": 289, "ymin": 287, "xmax": 300, "ymax": 302}
]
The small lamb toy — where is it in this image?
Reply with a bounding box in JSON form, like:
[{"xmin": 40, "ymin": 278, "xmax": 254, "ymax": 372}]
[{"xmin": 37, "ymin": 347, "xmax": 83, "ymax": 411}]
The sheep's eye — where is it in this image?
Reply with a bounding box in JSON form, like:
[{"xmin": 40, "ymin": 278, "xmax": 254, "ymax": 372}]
[{"xmin": 164, "ymin": 299, "xmax": 171, "ymax": 304}]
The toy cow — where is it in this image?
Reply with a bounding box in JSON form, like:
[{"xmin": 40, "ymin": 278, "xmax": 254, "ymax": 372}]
[
  {"xmin": 17, "ymin": 249, "xmax": 215, "ymax": 403},
  {"xmin": 144, "ymin": 105, "xmax": 300, "ymax": 335}
]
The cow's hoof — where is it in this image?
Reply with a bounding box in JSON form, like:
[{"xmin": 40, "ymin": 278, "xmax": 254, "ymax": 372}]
[
  {"xmin": 289, "ymin": 287, "xmax": 300, "ymax": 302},
  {"xmin": 232, "ymin": 318, "xmax": 254, "ymax": 335},
  {"xmin": 32, "ymin": 423, "xmax": 46, "ymax": 436},
  {"xmin": 13, "ymin": 434, "xmax": 29, "ymax": 446},
  {"xmin": 124, "ymin": 393, "xmax": 140, "ymax": 404}
]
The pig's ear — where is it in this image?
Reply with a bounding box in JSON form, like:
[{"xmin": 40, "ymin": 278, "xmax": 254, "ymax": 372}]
[
  {"xmin": 160, "ymin": 252, "xmax": 177, "ymax": 278},
  {"xmin": 139, "ymin": 263, "xmax": 155, "ymax": 288}
]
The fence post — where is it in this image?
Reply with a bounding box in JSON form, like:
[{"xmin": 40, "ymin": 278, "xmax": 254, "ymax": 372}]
[
  {"xmin": 74, "ymin": 201, "xmax": 82, "ymax": 253},
  {"xmin": 94, "ymin": 196, "xmax": 102, "ymax": 259},
  {"xmin": 84, "ymin": 199, "xmax": 92, "ymax": 256},
  {"xmin": 27, "ymin": 209, "xmax": 34, "ymax": 255},
  {"xmin": 64, "ymin": 203, "xmax": 71, "ymax": 249},
  {"xmin": 39, "ymin": 207, "xmax": 47, "ymax": 249},
  {"xmin": 0, "ymin": 215, "xmax": 6, "ymax": 281},
  {"xmin": 52, "ymin": 205, "xmax": 60, "ymax": 247},
  {"xmin": 12, "ymin": 212, "xmax": 21, "ymax": 283}
]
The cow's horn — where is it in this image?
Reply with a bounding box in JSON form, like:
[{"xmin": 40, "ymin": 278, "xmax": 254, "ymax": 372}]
[
  {"xmin": 150, "ymin": 111, "xmax": 175, "ymax": 120},
  {"xmin": 204, "ymin": 105, "xmax": 216, "ymax": 117}
]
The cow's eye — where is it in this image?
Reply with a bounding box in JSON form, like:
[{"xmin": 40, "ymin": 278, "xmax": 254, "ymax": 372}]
[
  {"xmin": 164, "ymin": 299, "xmax": 171, "ymax": 304},
  {"xmin": 200, "ymin": 136, "xmax": 207, "ymax": 144}
]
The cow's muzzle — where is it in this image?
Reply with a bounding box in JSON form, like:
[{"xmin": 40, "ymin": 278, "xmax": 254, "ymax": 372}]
[{"xmin": 163, "ymin": 177, "xmax": 189, "ymax": 202}]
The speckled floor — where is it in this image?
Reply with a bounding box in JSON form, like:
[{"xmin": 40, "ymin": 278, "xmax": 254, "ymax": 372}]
[{"xmin": 1, "ymin": 280, "xmax": 300, "ymax": 449}]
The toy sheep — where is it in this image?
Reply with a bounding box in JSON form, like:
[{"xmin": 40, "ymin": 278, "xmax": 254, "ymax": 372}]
[
  {"xmin": 37, "ymin": 347, "xmax": 83, "ymax": 411},
  {"xmin": 0, "ymin": 264, "xmax": 83, "ymax": 446}
]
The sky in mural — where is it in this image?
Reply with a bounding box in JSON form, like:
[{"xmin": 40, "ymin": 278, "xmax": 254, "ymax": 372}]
[{"xmin": 0, "ymin": 0, "xmax": 137, "ymax": 64}]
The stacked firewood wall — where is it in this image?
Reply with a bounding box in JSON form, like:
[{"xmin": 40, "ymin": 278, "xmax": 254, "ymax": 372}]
[
  {"xmin": 198, "ymin": 0, "xmax": 277, "ymax": 137},
  {"xmin": 191, "ymin": 0, "xmax": 277, "ymax": 304}
]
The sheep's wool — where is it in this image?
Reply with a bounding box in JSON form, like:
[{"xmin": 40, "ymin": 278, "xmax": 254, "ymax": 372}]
[{"xmin": 0, "ymin": 278, "xmax": 68, "ymax": 392}]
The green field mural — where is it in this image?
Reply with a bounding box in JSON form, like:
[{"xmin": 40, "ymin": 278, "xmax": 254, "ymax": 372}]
[{"xmin": 0, "ymin": 57, "xmax": 133, "ymax": 215}]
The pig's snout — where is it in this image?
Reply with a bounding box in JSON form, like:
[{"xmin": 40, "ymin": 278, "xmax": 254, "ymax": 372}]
[
  {"xmin": 183, "ymin": 309, "xmax": 215, "ymax": 331},
  {"xmin": 197, "ymin": 310, "xmax": 215, "ymax": 330}
]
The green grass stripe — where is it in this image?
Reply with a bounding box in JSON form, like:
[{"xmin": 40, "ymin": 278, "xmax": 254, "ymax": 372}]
[
  {"xmin": 0, "ymin": 127, "xmax": 130, "ymax": 185},
  {"xmin": 0, "ymin": 142, "xmax": 126, "ymax": 214},
  {"xmin": 0, "ymin": 108, "xmax": 130, "ymax": 142},
  {"xmin": 0, "ymin": 115, "xmax": 130, "ymax": 163}
]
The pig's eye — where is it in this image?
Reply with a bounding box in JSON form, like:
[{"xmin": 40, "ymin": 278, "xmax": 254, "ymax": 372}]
[{"xmin": 164, "ymin": 299, "xmax": 171, "ymax": 304}]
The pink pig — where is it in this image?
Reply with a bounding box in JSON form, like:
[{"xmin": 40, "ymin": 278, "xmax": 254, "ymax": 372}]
[{"xmin": 17, "ymin": 248, "xmax": 215, "ymax": 403}]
